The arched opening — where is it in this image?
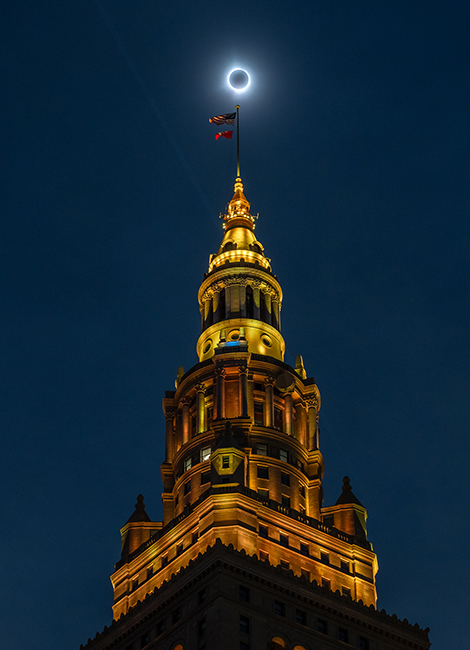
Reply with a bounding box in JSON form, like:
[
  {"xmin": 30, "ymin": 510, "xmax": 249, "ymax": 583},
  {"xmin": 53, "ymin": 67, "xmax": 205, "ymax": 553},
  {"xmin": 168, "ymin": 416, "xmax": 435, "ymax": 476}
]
[
  {"xmin": 223, "ymin": 241, "xmax": 236, "ymax": 252},
  {"xmin": 293, "ymin": 646, "xmax": 307, "ymax": 650},
  {"xmin": 271, "ymin": 638, "xmax": 287, "ymax": 649},
  {"xmin": 218, "ymin": 288, "xmax": 226, "ymax": 323},
  {"xmin": 246, "ymin": 285, "xmax": 254, "ymax": 319},
  {"xmin": 260, "ymin": 292, "xmax": 266, "ymax": 323}
]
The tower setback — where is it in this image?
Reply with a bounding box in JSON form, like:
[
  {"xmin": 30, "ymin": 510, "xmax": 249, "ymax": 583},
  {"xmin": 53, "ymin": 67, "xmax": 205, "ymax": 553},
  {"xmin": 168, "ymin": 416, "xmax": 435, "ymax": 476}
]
[{"xmin": 80, "ymin": 179, "xmax": 430, "ymax": 650}]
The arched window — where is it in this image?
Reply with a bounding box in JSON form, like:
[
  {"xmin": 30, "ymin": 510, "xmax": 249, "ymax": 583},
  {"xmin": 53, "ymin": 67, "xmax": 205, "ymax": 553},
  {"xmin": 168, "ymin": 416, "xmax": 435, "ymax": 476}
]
[
  {"xmin": 293, "ymin": 646, "xmax": 307, "ymax": 650},
  {"xmin": 223, "ymin": 241, "xmax": 236, "ymax": 252},
  {"xmin": 271, "ymin": 638, "xmax": 287, "ymax": 649}
]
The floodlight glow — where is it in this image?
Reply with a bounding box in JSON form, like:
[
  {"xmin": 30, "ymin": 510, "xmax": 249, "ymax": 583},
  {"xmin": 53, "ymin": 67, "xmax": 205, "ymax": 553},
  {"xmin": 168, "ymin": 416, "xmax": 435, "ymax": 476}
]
[{"xmin": 228, "ymin": 68, "xmax": 250, "ymax": 92}]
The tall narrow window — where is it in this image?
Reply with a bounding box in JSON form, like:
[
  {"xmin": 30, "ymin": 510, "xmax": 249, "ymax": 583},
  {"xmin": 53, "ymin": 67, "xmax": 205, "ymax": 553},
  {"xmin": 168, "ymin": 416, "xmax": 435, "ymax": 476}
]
[
  {"xmin": 246, "ymin": 285, "xmax": 254, "ymax": 319},
  {"xmin": 254, "ymin": 401, "xmax": 264, "ymax": 426},
  {"xmin": 239, "ymin": 615, "xmax": 250, "ymax": 634}
]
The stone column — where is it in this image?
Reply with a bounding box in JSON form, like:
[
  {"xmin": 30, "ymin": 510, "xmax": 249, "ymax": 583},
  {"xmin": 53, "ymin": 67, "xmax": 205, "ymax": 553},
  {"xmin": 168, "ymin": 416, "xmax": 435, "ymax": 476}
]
[
  {"xmin": 283, "ymin": 389, "xmax": 293, "ymax": 436},
  {"xmin": 203, "ymin": 293, "xmax": 212, "ymax": 326},
  {"xmin": 214, "ymin": 366, "xmax": 226, "ymax": 419},
  {"xmin": 163, "ymin": 407, "xmax": 177, "ymax": 461},
  {"xmin": 181, "ymin": 397, "xmax": 191, "ymax": 444},
  {"xmin": 196, "ymin": 384, "xmax": 206, "ymax": 434},
  {"xmin": 239, "ymin": 279, "xmax": 247, "ymax": 318},
  {"xmin": 272, "ymin": 298, "xmax": 280, "ymax": 330},
  {"xmin": 224, "ymin": 284, "xmax": 231, "ymax": 320},
  {"xmin": 264, "ymin": 290, "xmax": 272, "ymax": 325},
  {"xmin": 305, "ymin": 395, "xmax": 319, "ymax": 450},
  {"xmin": 252, "ymin": 281, "xmax": 261, "ymax": 320},
  {"xmin": 264, "ymin": 377, "xmax": 275, "ymax": 428},
  {"xmin": 212, "ymin": 288, "xmax": 220, "ymax": 324},
  {"xmin": 238, "ymin": 362, "xmax": 248, "ymax": 418}
]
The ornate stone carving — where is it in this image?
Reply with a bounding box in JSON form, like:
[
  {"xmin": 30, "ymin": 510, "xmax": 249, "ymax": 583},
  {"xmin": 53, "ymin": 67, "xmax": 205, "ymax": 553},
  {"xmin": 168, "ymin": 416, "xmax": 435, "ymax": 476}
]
[
  {"xmin": 163, "ymin": 407, "xmax": 177, "ymax": 420},
  {"xmin": 305, "ymin": 395, "xmax": 319, "ymax": 410},
  {"xmin": 195, "ymin": 383, "xmax": 206, "ymax": 394}
]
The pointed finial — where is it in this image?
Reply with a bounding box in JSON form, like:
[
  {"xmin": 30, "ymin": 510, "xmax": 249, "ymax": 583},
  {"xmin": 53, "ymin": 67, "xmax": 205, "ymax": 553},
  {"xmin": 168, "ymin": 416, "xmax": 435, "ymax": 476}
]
[{"xmin": 126, "ymin": 494, "xmax": 151, "ymax": 523}]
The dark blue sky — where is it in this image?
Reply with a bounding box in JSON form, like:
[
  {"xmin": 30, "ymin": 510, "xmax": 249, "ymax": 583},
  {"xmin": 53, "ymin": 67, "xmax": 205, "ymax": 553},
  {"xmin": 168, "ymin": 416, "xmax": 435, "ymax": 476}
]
[{"xmin": 2, "ymin": 2, "xmax": 469, "ymax": 648}]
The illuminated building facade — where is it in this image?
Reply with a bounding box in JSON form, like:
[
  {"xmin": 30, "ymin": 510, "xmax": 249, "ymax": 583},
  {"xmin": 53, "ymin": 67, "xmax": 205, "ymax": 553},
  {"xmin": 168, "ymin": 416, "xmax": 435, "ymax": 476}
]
[{"xmin": 80, "ymin": 179, "xmax": 430, "ymax": 650}]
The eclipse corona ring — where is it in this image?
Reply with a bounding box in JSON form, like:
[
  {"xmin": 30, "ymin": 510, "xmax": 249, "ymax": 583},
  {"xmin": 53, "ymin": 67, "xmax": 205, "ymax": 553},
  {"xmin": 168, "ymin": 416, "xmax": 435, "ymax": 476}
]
[{"xmin": 228, "ymin": 68, "xmax": 250, "ymax": 92}]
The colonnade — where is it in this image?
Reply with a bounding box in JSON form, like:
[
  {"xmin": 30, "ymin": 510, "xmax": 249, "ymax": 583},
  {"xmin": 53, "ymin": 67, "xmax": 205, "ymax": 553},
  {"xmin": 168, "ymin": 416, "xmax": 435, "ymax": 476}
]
[
  {"xmin": 201, "ymin": 279, "xmax": 281, "ymax": 331},
  {"xmin": 164, "ymin": 373, "xmax": 319, "ymax": 460}
]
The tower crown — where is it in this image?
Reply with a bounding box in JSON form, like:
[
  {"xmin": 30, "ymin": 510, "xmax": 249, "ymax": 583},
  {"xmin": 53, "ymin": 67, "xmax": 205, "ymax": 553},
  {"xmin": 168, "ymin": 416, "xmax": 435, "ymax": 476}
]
[{"xmin": 197, "ymin": 177, "xmax": 284, "ymax": 361}]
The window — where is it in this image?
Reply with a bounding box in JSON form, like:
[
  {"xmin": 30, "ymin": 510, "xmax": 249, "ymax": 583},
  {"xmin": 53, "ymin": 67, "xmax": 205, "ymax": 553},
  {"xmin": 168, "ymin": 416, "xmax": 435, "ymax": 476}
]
[
  {"xmin": 341, "ymin": 561, "xmax": 349, "ymax": 573},
  {"xmin": 258, "ymin": 488, "xmax": 269, "ymax": 498},
  {"xmin": 281, "ymin": 495, "xmax": 291, "ymax": 508},
  {"xmin": 239, "ymin": 615, "xmax": 250, "ymax": 634},
  {"xmin": 273, "ymin": 600, "xmax": 285, "ymax": 616},
  {"xmin": 321, "ymin": 578, "xmax": 330, "ymax": 589},
  {"xmin": 300, "ymin": 542, "xmax": 309, "ymax": 556},
  {"xmin": 184, "ymin": 481, "xmax": 191, "ymax": 495},
  {"xmin": 254, "ymin": 401, "xmax": 263, "ymax": 425},
  {"xmin": 198, "ymin": 587, "xmax": 207, "ymax": 604},
  {"xmin": 176, "ymin": 543, "xmax": 183, "ymax": 556},
  {"xmin": 299, "ymin": 504, "xmax": 306, "ymax": 515},
  {"xmin": 192, "ymin": 531, "xmax": 199, "ymax": 543},
  {"xmin": 321, "ymin": 552, "xmax": 329, "ymax": 564},
  {"xmin": 317, "ymin": 619, "xmax": 328, "ymax": 634},
  {"xmin": 280, "ymin": 560, "xmax": 289, "ymax": 570},
  {"xmin": 172, "ymin": 607, "xmax": 181, "ymax": 624},
  {"xmin": 259, "ymin": 524, "xmax": 268, "ymax": 538},
  {"xmin": 140, "ymin": 631, "xmax": 150, "ymax": 648},
  {"xmin": 338, "ymin": 627, "xmax": 348, "ymax": 643},
  {"xmin": 257, "ymin": 466, "xmax": 269, "ymax": 479},
  {"xmin": 222, "ymin": 456, "xmax": 230, "ymax": 468},
  {"xmin": 299, "ymin": 485, "xmax": 306, "ymax": 497},
  {"xmin": 280, "ymin": 471, "xmax": 290, "ymax": 486},
  {"xmin": 156, "ymin": 620, "xmax": 165, "ymax": 636},
  {"xmin": 198, "ymin": 618, "xmax": 206, "ymax": 637},
  {"xmin": 184, "ymin": 457, "xmax": 192, "ymax": 471},
  {"xmin": 295, "ymin": 609, "xmax": 306, "ymax": 625},
  {"xmin": 207, "ymin": 407, "xmax": 213, "ymax": 422},
  {"xmin": 359, "ymin": 636, "xmax": 370, "ymax": 650},
  {"xmin": 260, "ymin": 550, "xmax": 269, "ymax": 562},
  {"xmin": 274, "ymin": 408, "xmax": 283, "ymax": 430},
  {"xmin": 279, "ymin": 448, "xmax": 288, "ymax": 462},
  {"xmin": 147, "ymin": 566, "xmax": 153, "ymax": 579},
  {"xmin": 161, "ymin": 555, "xmax": 168, "ymax": 568},
  {"xmin": 342, "ymin": 586, "xmax": 351, "ymax": 597},
  {"xmin": 239, "ymin": 585, "xmax": 250, "ymax": 602},
  {"xmin": 257, "ymin": 442, "xmax": 267, "ymax": 456},
  {"xmin": 201, "ymin": 471, "xmax": 210, "ymax": 484},
  {"xmin": 301, "ymin": 568, "xmax": 310, "ymax": 580},
  {"xmin": 323, "ymin": 514, "xmax": 334, "ymax": 527},
  {"xmin": 200, "ymin": 447, "xmax": 211, "ymax": 462},
  {"xmin": 132, "ymin": 578, "xmax": 139, "ymax": 591},
  {"xmin": 280, "ymin": 533, "xmax": 289, "ymax": 547}
]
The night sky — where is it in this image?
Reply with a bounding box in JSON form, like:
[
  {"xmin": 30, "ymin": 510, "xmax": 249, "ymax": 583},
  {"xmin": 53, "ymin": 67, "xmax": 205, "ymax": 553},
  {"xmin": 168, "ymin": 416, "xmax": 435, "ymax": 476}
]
[{"xmin": 2, "ymin": 2, "xmax": 469, "ymax": 649}]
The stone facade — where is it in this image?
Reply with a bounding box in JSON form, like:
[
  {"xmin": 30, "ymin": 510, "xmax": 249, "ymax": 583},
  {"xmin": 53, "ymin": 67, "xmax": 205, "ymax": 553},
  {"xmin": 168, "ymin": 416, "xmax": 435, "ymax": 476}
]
[{"xmin": 79, "ymin": 178, "xmax": 430, "ymax": 650}]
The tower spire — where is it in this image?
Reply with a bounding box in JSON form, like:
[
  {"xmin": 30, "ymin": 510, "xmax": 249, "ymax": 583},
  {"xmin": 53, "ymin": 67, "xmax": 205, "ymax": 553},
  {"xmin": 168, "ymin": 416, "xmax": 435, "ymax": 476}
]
[{"xmin": 236, "ymin": 104, "xmax": 240, "ymax": 177}]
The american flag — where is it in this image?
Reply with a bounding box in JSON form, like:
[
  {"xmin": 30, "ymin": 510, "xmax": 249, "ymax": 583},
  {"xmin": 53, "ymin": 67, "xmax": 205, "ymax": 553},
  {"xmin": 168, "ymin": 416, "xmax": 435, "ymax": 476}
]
[{"xmin": 209, "ymin": 112, "xmax": 236, "ymax": 126}]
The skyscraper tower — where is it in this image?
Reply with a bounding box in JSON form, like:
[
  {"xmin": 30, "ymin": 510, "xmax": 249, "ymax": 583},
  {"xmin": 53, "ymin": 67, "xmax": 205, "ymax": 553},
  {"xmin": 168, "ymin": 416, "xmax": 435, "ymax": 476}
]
[{"xmin": 80, "ymin": 178, "xmax": 430, "ymax": 650}]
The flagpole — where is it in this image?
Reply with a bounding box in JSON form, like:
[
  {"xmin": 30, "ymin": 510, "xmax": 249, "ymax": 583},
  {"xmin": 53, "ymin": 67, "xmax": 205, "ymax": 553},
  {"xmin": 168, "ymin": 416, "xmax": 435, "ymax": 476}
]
[{"xmin": 236, "ymin": 105, "xmax": 240, "ymax": 177}]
